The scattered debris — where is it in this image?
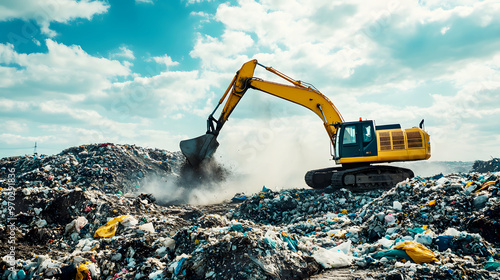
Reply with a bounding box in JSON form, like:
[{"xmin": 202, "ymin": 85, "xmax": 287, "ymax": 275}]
[{"xmin": 0, "ymin": 147, "xmax": 499, "ymax": 279}]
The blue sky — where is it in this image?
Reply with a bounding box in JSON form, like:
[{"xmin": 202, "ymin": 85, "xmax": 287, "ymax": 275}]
[{"xmin": 1, "ymin": 0, "xmax": 500, "ymax": 180}]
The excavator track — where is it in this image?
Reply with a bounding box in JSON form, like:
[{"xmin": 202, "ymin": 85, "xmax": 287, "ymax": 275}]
[{"xmin": 305, "ymin": 165, "xmax": 414, "ymax": 191}]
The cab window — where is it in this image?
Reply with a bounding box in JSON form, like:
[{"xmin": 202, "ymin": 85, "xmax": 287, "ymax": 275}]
[
  {"xmin": 363, "ymin": 124, "xmax": 373, "ymax": 142},
  {"xmin": 343, "ymin": 125, "xmax": 357, "ymax": 144}
]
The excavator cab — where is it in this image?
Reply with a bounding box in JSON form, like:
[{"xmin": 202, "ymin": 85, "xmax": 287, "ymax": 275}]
[{"xmin": 335, "ymin": 120, "xmax": 378, "ymax": 160}]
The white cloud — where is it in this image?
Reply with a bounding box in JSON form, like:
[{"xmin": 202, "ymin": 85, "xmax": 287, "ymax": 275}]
[
  {"xmin": 2, "ymin": 120, "xmax": 29, "ymax": 133},
  {"xmin": 190, "ymin": 30, "xmax": 254, "ymax": 70},
  {"xmin": 0, "ymin": 39, "xmax": 130, "ymax": 94},
  {"xmin": 97, "ymin": 69, "xmax": 220, "ymax": 119},
  {"xmin": 190, "ymin": 11, "xmax": 211, "ymax": 20},
  {"xmin": 0, "ymin": 98, "xmax": 30, "ymax": 112},
  {"xmin": 112, "ymin": 46, "xmax": 135, "ymax": 60},
  {"xmin": 185, "ymin": 0, "xmax": 213, "ymax": 5},
  {"xmin": 190, "ymin": 11, "xmax": 211, "ymax": 28},
  {"xmin": 0, "ymin": 133, "xmax": 55, "ymax": 145},
  {"xmin": 0, "ymin": 0, "xmax": 109, "ymax": 37},
  {"xmin": 135, "ymin": 0, "xmax": 155, "ymax": 4},
  {"xmin": 149, "ymin": 54, "xmax": 179, "ymax": 68}
]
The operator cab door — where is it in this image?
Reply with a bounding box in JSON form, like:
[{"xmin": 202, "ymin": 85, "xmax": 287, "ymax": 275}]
[{"xmin": 337, "ymin": 121, "xmax": 378, "ymax": 159}]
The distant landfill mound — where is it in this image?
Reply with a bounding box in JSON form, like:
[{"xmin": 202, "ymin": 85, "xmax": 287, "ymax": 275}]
[
  {"xmin": 0, "ymin": 143, "xmax": 228, "ymax": 205},
  {"xmin": 1, "ymin": 143, "xmax": 183, "ymax": 193},
  {"xmin": 471, "ymin": 158, "xmax": 500, "ymax": 173},
  {"xmin": 0, "ymin": 145, "xmax": 499, "ymax": 279}
]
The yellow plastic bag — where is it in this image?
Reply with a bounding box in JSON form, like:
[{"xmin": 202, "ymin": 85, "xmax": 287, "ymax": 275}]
[
  {"xmin": 393, "ymin": 241, "xmax": 438, "ymax": 264},
  {"xmin": 475, "ymin": 181, "xmax": 496, "ymax": 193},
  {"xmin": 75, "ymin": 263, "xmax": 89, "ymax": 280},
  {"xmin": 94, "ymin": 215, "xmax": 129, "ymax": 238}
]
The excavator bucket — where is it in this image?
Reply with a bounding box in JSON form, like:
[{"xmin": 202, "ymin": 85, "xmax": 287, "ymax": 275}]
[{"xmin": 180, "ymin": 134, "xmax": 219, "ymax": 166}]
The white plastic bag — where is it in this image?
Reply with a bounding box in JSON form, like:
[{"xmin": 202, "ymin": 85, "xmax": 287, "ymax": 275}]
[
  {"xmin": 377, "ymin": 238, "xmax": 395, "ymax": 249},
  {"xmin": 139, "ymin": 222, "xmax": 155, "ymax": 233},
  {"xmin": 312, "ymin": 247, "xmax": 353, "ymax": 268},
  {"xmin": 121, "ymin": 216, "xmax": 138, "ymax": 228},
  {"xmin": 392, "ymin": 201, "xmax": 402, "ymax": 211}
]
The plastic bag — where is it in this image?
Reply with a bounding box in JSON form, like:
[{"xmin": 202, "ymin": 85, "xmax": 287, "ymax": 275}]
[
  {"xmin": 66, "ymin": 217, "xmax": 89, "ymax": 234},
  {"xmin": 94, "ymin": 215, "xmax": 129, "ymax": 238},
  {"xmin": 434, "ymin": 235, "xmax": 454, "ymax": 252},
  {"xmin": 312, "ymin": 247, "xmax": 353, "ymax": 268},
  {"xmin": 372, "ymin": 249, "xmax": 411, "ymax": 261},
  {"xmin": 377, "ymin": 238, "xmax": 395, "ymax": 249},
  {"xmin": 485, "ymin": 261, "xmax": 500, "ymax": 271},
  {"xmin": 121, "ymin": 216, "xmax": 138, "ymax": 228},
  {"xmin": 393, "ymin": 241, "xmax": 437, "ymax": 264},
  {"xmin": 392, "ymin": 201, "xmax": 402, "ymax": 211},
  {"xmin": 138, "ymin": 222, "xmax": 155, "ymax": 233},
  {"xmin": 384, "ymin": 214, "xmax": 396, "ymax": 224},
  {"xmin": 75, "ymin": 263, "xmax": 89, "ymax": 280},
  {"xmin": 280, "ymin": 232, "xmax": 298, "ymax": 252},
  {"xmin": 415, "ymin": 233, "xmax": 433, "ymax": 245},
  {"xmin": 443, "ymin": 228, "xmax": 461, "ymax": 237},
  {"xmin": 333, "ymin": 240, "xmax": 352, "ymax": 255}
]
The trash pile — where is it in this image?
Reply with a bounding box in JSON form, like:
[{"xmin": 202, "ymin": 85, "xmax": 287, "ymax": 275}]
[
  {"xmin": 232, "ymin": 187, "xmax": 385, "ymax": 226},
  {"xmin": 231, "ymin": 171, "xmax": 500, "ymax": 279},
  {"xmin": 471, "ymin": 158, "xmax": 500, "ymax": 173},
  {"xmin": 1, "ymin": 147, "xmax": 500, "ymax": 279},
  {"xmin": 0, "ymin": 143, "xmax": 184, "ymax": 195}
]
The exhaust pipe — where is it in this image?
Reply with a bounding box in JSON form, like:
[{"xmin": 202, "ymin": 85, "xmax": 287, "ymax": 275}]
[{"xmin": 180, "ymin": 133, "xmax": 220, "ymax": 166}]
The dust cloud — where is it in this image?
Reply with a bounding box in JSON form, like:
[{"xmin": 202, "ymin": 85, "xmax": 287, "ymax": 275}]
[
  {"xmin": 140, "ymin": 158, "xmax": 233, "ymax": 205},
  {"xmin": 140, "ymin": 131, "xmax": 327, "ymax": 206}
]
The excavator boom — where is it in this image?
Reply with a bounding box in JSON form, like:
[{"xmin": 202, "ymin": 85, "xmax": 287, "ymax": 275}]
[{"xmin": 180, "ymin": 59, "xmax": 344, "ymax": 166}]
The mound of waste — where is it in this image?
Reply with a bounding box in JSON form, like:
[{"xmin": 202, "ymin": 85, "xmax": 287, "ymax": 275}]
[
  {"xmin": 471, "ymin": 158, "xmax": 500, "ymax": 173},
  {"xmin": 232, "ymin": 187, "xmax": 385, "ymax": 226},
  {"xmin": 0, "ymin": 143, "xmax": 184, "ymax": 195},
  {"xmin": 1, "ymin": 144, "xmax": 500, "ymax": 279}
]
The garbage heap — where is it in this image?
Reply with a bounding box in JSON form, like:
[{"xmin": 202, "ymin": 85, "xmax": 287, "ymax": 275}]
[
  {"xmin": 471, "ymin": 158, "xmax": 500, "ymax": 173},
  {"xmin": 1, "ymin": 148, "xmax": 500, "ymax": 280},
  {"xmin": 232, "ymin": 172, "xmax": 500, "ymax": 279},
  {"xmin": 0, "ymin": 143, "xmax": 185, "ymax": 195}
]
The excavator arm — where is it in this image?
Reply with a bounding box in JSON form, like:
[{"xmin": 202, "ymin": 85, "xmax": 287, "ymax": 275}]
[{"xmin": 180, "ymin": 59, "xmax": 344, "ymax": 166}]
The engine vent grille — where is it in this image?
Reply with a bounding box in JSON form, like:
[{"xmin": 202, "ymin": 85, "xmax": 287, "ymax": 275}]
[
  {"xmin": 407, "ymin": 131, "xmax": 423, "ymax": 148},
  {"xmin": 379, "ymin": 132, "xmax": 391, "ymax": 150},
  {"xmin": 392, "ymin": 131, "xmax": 405, "ymax": 150}
]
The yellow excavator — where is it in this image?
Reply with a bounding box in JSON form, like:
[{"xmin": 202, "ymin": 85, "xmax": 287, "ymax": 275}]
[{"xmin": 180, "ymin": 60, "xmax": 431, "ymax": 190}]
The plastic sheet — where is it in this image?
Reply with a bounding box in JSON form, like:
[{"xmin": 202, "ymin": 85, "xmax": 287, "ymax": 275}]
[
  {"xmin": 312, "ymin": 247, "xmax": 353, "ymax": 268},
  {"xmin": 393, "ymin": 241, "xmax": 438, "ymax": 264},
  {"xmin": 94, "ymin": 215, "xmax": 130, "ymax": 238}
]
